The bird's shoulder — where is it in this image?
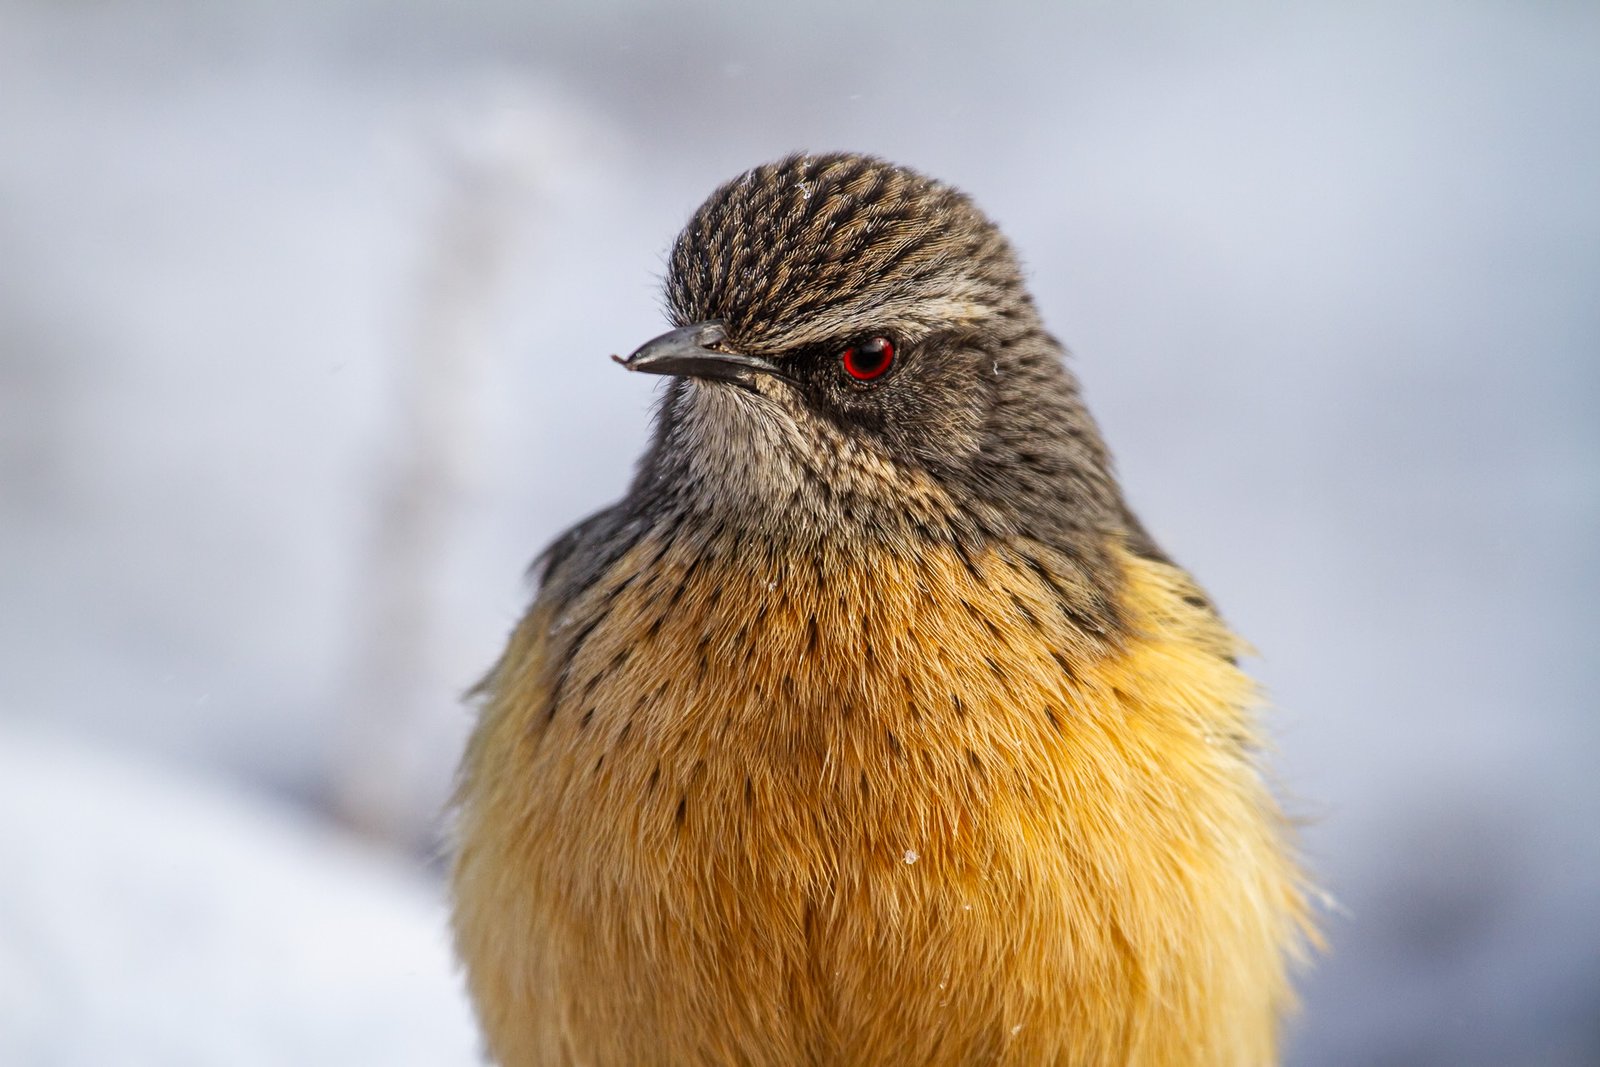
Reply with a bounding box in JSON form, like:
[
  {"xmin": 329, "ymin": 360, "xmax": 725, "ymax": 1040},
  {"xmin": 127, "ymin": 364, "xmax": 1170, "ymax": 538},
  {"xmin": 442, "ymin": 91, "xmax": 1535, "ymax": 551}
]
[
  {"xmin": 462, "ymin": 502, "xmax": 636, "ymax": 704},
  {"xmin": 527, "ymin": 501, "xmax": 650, "ymax": 609}
]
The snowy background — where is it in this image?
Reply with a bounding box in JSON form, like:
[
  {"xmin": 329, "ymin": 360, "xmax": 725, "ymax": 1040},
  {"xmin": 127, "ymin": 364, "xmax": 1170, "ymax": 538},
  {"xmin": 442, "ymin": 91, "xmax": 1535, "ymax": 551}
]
[{"xmin": 1, "ymin": 2, "xmax": 1596, "ymax": 1063}]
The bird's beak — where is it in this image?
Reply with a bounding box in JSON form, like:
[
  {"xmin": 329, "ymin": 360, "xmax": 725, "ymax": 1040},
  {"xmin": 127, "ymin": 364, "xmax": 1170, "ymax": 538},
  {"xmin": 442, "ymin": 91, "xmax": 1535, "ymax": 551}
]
[{"xmin": 613, "ymin": 323, "xmax": 785, "ymax": 387}]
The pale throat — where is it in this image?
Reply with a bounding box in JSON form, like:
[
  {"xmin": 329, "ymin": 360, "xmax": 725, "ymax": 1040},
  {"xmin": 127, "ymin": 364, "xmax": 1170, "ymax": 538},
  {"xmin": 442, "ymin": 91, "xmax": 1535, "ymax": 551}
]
[{"xmin": 660, "ymin": 379, "xmax": 965, "ymax": 542}]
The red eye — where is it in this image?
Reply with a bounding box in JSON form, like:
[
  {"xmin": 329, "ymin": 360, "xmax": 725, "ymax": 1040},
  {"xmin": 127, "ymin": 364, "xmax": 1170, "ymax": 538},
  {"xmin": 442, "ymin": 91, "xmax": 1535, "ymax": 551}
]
[{"xmin": 841, "ymin": 337, "xmax": 895, "ymax": 382}]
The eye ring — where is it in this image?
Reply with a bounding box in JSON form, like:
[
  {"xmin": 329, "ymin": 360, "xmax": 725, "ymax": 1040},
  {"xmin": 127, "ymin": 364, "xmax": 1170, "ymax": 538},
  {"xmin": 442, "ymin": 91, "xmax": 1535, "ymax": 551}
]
[{"xmin": 840, "ymin": 336, "xmax": 895, "ymax": 382}]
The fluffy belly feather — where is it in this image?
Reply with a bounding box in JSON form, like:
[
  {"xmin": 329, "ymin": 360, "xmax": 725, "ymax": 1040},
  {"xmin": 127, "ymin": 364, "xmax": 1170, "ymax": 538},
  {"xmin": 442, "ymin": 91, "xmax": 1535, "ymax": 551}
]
[{"xmin": 453, "ymin": 537, "xmax": 1306, "ymax": 1066}]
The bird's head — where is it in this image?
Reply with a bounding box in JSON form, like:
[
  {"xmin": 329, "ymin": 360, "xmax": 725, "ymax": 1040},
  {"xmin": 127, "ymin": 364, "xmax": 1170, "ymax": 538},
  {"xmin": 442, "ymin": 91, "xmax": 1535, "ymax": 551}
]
[{"xmin": 619, "ymin": 152, "xmax": 1129, "ymax": 554}]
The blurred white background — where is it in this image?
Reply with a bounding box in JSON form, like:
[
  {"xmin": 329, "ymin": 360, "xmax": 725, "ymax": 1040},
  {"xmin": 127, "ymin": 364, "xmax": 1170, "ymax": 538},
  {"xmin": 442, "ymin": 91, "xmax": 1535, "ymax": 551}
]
[{"xmin": 1, "ymin": 1, "xmax": 1596, "ymax": 1063}]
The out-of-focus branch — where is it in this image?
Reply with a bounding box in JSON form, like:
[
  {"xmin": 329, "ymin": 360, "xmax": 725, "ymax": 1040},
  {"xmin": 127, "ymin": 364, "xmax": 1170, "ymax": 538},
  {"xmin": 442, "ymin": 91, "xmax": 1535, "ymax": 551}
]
[{"xmin": 332, "ymin": 79, "xmax": 554, "ymax": 851}]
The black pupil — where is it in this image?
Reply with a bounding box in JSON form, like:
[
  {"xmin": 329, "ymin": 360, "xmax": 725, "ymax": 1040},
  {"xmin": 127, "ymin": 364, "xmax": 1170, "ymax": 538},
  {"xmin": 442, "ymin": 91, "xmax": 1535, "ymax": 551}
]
[{"xmin": 852, "ymin": 339, "xmax": 891, "ymax": 377}]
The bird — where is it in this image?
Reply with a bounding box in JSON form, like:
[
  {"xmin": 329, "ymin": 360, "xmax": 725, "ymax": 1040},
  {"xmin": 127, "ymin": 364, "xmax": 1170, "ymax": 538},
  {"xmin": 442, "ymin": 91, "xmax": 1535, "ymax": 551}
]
[{"xmin": 451, "ymin": 152, "xmax": 1313, "ymax": 1066}]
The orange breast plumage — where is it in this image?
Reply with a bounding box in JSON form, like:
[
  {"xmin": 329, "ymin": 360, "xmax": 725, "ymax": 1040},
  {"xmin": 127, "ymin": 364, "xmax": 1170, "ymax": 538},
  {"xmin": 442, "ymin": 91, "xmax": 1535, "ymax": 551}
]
[{"xmin": 452, "ymin": 534, "xmax": 1309, "ymax": 1066}]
